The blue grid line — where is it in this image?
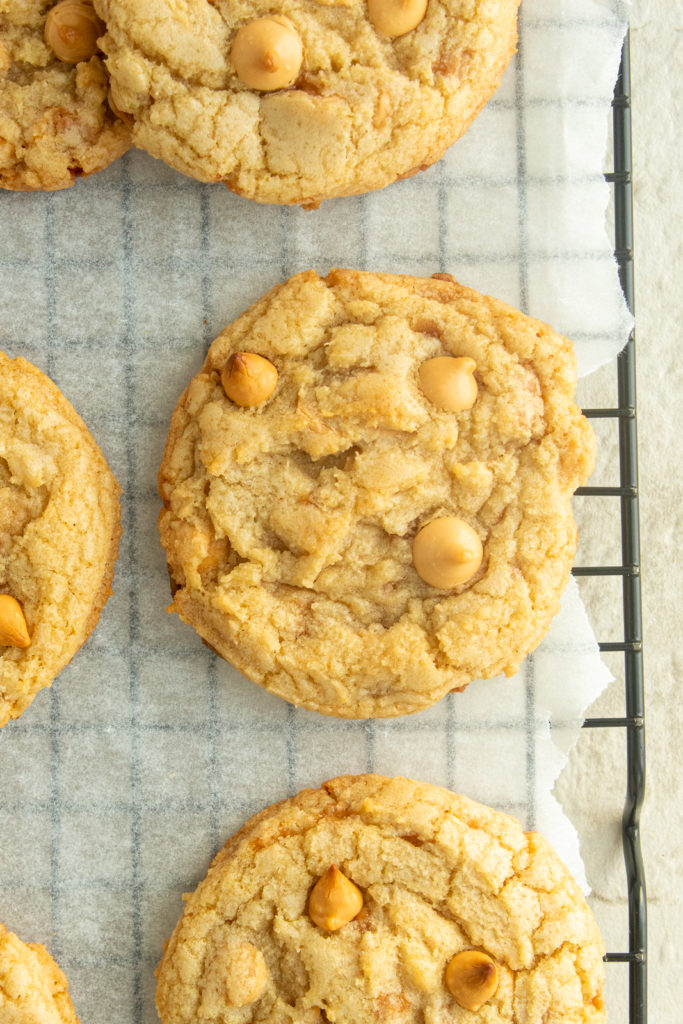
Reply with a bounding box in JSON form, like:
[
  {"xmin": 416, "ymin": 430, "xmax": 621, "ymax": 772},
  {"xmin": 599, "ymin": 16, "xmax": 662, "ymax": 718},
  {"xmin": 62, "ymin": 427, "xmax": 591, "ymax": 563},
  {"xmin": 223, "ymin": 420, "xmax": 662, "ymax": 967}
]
[
  {"xmin": 525, "ymin": 655, "xmax": 538, "ymax": 832},
  {"xmin": 200, "ymin": 183, "xmax": 213, "ymax": 352},
  {"xmin": 0, "ymin": 246, "xmax": 619, "ymax": 275},
  {"xmin": 437, "ymin": 155, "xmax": 448, "ymax": 274},
  {"xmin": 286, "ymin": 703, "xmax": 296, "ymax": 794},
  {"xmin": 514, "ymin": 6, "xmax": 538, "ymax": 834},
  {"xmin": 364, "ymin": 718, "xmax": 375, "ymax": 773},
  {"xmin": 45, "ymin": 195, "xmax": 61, "ymax": 962},
  {"xmin": 446, "ymin": 693, "xmax": 457, "ymax": 791},
  {"xmin": 357, "ymin": 194, "xmax": 369, "ymax": 271},
  {"xmin": 120, "ymin": 153, "xmax": 144, "ymax": 1024},
  {"xmin": 0, "ymin": 794, "xmax": 536, "ymax": 820},
  {"xmin": 198, "ymin": 182, "xmax": 222, "ymax": 853}
]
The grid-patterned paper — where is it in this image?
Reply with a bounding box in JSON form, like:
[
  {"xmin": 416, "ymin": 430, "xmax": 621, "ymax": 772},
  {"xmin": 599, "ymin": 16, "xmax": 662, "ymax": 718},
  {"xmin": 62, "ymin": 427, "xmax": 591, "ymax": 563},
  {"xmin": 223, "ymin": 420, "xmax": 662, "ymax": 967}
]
[{"xmin": 0, "ymin": 2, "xmax": 630, "ymax": 1022}]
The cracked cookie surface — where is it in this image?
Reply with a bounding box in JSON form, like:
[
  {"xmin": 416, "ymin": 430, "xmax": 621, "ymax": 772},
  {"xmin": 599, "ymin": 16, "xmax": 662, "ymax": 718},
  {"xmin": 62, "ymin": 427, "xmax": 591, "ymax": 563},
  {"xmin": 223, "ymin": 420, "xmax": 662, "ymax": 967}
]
[
  {"xmin": 0, "ymin": 353, "xmax": 121, "ymax": 727},
  {"xmin": 0, "ymin": 0, "xmax": 130, "ymax": 191},
  {"xmin": 94, "ymin": 0, "xmax": 520, "ymax": 205},
  {"xmin": 158, "ymin": 269, "xmax": 595, "ymax": 719},
  {"xmin": 0, "ymin": 923, "xmax": 80, "ymax": 1024},
  {"xmin": 155, "ymin": 774, "xmax": 606, "ymax": 1024}
]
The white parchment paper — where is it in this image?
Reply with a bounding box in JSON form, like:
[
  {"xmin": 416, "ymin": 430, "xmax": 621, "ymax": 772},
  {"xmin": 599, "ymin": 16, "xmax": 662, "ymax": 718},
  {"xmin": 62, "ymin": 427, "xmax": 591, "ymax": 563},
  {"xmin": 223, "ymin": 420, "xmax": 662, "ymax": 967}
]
[{"xmin": 0, "ymin": 2, "xmax": 629, "ymax": 1021}]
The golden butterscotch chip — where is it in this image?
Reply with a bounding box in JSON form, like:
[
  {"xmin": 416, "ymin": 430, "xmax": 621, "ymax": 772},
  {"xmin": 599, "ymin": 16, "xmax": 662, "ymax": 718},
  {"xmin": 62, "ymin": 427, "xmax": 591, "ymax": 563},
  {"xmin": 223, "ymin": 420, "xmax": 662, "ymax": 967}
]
[
  {"xmin": 221, "ymin": 352, "xmax": 279, "ymax": 407},
  {"xmin": 308, "ymin": 865, "xmax": 364, "ymax": 930},
  {"xmin": 94, "ymin": 0, "xmax": 521, "ymax": 205},
  {"xmin": 0, "ymin": 353, "xmax": 121, "ymax": 727},
  {"xmin": 45, "ymin": 1, "xmax": 104, "ymax": 64},
  {"xmin": 0, "ymin": 922, "xmax": 81, "ymax": 1023},
  {"xmin": 445, "ymin": 949, "xmax": 499, "ymax": 1010},
  {"xmin": 158, "ymin": 270, "xmax": 594, "ymax": 719},
  {"xmin": 0, "ymin": 594, "xmax": 31, "ymax": 648},
  {"xmin": 155, "ymin": 775, "xmax": 607, "ymax": 1024},
  {"xmin": 0, "ymin": 0, "xmax": 130, "ymax": 191},
  {"xmin": 368, "ymin": 0, "xmax": 429, "ymax": 38},
  {"xmin": 419, "ymin": 355, "xmax": 478, "ymax": 412},
  {"xmin": 412, "ymin": 516, "xmax": 483, "ymax": 589},
  {"xmin": 231, "ymin": 17, "xmax": 303, "ymax": 92}
]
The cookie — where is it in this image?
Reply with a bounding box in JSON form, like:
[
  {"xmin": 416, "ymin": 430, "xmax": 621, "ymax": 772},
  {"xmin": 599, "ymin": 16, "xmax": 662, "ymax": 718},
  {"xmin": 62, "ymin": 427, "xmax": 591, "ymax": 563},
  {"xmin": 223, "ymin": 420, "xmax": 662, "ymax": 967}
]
[
  {"xmin": 94, "ymin": 0, "xmax": 520, "ymax": 206},
  {"xmin": 0, "ymin": 923, "xmax": 80, "ymax": 1024},
  {"xmin": 158, "ymin": 269, "xmax": 595, "ymax": 718},
  {"xmin": 155, "ymin": 774, "xmax": 606, "ymax": 1023},
  {"xmin": 0, "ymin": 353, "xmax": 121, "ymax": 727},
  {"xmin": 0, "ymin": 1, "xmax": 130, "ymax": 191}
]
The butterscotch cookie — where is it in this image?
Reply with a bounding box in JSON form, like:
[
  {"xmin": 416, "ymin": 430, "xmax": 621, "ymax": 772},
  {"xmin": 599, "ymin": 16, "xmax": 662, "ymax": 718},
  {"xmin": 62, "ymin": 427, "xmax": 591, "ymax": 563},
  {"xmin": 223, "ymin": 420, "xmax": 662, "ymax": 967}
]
[
  {"xmin": 158, "ymin": 269, "xmax": 595, "ymax": 718},
  {"xmin": 0, "ymin": 353, "xmax": 121, "ymax": 727},
  {"xmin": 94, "ymin": 0, "xmax": 520, "ymax": 206},
  {"xmin": 0, "ymin": 1, "xmax": 130, "ymax": 191},
  {"xmin": 0, "ymin": 923, "xmax": 80, "ymax": 1024},
  {"xmin": 155, "ymin": 775, "xmax": 606, "ymax": 1023}
]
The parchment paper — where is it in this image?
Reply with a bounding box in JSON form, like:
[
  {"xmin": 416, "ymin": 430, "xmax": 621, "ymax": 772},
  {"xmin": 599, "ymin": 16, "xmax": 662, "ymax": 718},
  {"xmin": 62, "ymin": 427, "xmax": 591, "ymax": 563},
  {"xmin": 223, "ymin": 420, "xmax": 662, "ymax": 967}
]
[{"xmin": 0, "ymin": 2, "xmax": 630, "ymax": 1021}]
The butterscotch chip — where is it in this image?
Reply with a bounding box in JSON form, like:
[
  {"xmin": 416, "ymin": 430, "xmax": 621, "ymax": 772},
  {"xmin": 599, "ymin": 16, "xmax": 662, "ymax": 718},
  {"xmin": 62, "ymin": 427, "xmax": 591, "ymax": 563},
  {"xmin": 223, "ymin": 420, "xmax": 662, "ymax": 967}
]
[
  {"xmin": 158, "ymin": 270, "xmax": 594, "ymax": 718},
  {"xmin": 412, "ymin": 516, "xmax": 483, "ymax": 589},
  {"xmin": 0, "ymin": 353, "xmax": 121, "ymax": 727},
  {"xmin": 45, "ymin": 1, "xmax": 104, "ymax": 64},
  {"xmin": 231, "ymin": 17, "xmax": 303, "ymax": 92},
  {"xmin": 94, "ymin": 0, "xmax": 520, "ymax": 205},
  {"xmin": 0, "ymin": 593, "xmax": 31, "ymax": 648},
  {"xmin": 0, "ymin": 1, "xmax": 130, "ymax": 191},
  {"xmin": 308, "ymin": 865, "xmax": 364, "ymax": 930},
  {"xmin": 418, "ymin": 355, "xmax": 478, "ymax": 412},
  {"xmin": 221, "ymin": 352, "xmax": 279, "ymax": 407},
  {"xmin": 368, "ymin": 0, "xmax": 429, "ymax": 38},
  {"xmin": 0, "ymin": 922, "xmax": 81, "ymax": 1023},
  {"xmin": 155, "ymin": 775, "xmax": 607, "ymax": 1024},
  {"xmin": 445, "ymin": 949, "xmax": 499, "ymax": 1010}
]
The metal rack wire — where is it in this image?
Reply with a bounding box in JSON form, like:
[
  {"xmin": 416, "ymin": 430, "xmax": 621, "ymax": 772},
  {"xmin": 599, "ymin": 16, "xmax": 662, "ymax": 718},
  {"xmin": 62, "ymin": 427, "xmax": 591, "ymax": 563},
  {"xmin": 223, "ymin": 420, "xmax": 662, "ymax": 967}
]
[{"xmin": 571, "ymin": 32, "xmax": 647, "ymax": 1024}]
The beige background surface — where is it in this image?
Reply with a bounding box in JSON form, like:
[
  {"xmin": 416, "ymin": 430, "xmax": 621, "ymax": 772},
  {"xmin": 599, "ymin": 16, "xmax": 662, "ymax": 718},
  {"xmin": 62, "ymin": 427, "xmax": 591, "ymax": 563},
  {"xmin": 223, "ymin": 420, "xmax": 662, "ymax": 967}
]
[{"xmin": 558, "ymin": 1, "xmax": 682, "ymax": 1019}]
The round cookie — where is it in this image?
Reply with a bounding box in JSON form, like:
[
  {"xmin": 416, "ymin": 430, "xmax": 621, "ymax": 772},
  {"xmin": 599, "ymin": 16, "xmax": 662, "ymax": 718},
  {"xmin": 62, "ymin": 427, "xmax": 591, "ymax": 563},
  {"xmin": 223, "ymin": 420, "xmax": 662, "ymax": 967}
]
[
  {"xmin": 94, "ymin": 0, "xmax": 521, "ymax": 206},
  {"xmin": 0, "ymin": 923, "xmax": 80, "ymax": 1024},
  {"xmin": 0, "ymin": 1, "xmax": 130, "ymax": 191},
  {"xmin": 158, "ymin": 269, "xmax": 595, "ymax": 718},
  {"xmin": 155, "ymin": 774, "xmax": 606, "ymax": 1023},
  {"xmin": 0, "ymin": 353, "xmax": 121, "ymax": 727}
]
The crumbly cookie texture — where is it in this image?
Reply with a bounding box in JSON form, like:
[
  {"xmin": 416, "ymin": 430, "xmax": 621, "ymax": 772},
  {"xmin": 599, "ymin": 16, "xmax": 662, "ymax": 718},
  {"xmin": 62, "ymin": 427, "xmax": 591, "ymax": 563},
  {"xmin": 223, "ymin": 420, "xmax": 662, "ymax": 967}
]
[
  {"xmin": 0, "ymin": 923, "xmax": 80, "ymax": 1024},
  {"xmin": 158, "ymin": 270, "xmax": 595, "ymax": 719},
  {"xmin": 0, "ymin": 353, "xmax": 121, "ymax": 726},
  {"xmin": 155, "ymin": 774, "xmax": 606, "ymax": 1024},
  {"xmin": 94, "ymin": 0, "xmax": 520, "ymax": 205},
  {"xmin": 0, "ymin": 1, "xmax": 130, "ymax": 191}
]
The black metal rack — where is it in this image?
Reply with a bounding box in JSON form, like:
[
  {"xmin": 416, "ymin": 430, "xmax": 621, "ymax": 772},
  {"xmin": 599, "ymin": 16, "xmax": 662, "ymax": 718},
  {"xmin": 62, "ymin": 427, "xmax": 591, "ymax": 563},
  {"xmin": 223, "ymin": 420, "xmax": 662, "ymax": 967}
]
[{"xmin": 571, "ymin": 32, "xmax": 647, "ymax": 1024}]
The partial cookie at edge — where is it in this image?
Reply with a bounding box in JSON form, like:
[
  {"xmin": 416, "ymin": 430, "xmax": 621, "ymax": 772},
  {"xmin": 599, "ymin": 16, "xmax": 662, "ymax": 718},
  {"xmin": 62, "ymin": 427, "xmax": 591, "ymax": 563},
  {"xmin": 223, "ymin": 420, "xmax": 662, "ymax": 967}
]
[
  {"xmin": 95, "ymin": 0, "xmax": 520, "ymax": 205},
  {"xmin": 0, "ymin": 1, "xmax": 130, "ymax": 191},
  {"xmin": 0, "ymin": 922, "xmax": 80, "ymax": 1024},
  {"xmin": 0, "ymin": 352, "xmax": 121, "ymax": 726},
  {"xmin": 155, "ymin": 774, "xmax": 606, "ymax": 1024}
]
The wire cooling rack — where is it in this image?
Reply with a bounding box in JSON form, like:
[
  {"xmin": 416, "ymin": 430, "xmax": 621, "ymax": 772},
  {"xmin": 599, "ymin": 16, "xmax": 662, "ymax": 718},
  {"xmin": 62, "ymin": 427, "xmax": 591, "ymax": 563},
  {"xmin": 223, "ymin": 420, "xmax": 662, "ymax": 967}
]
[{"xmin": 573, "ymin": 33, "xmax": 647, "ymax": 1024}]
